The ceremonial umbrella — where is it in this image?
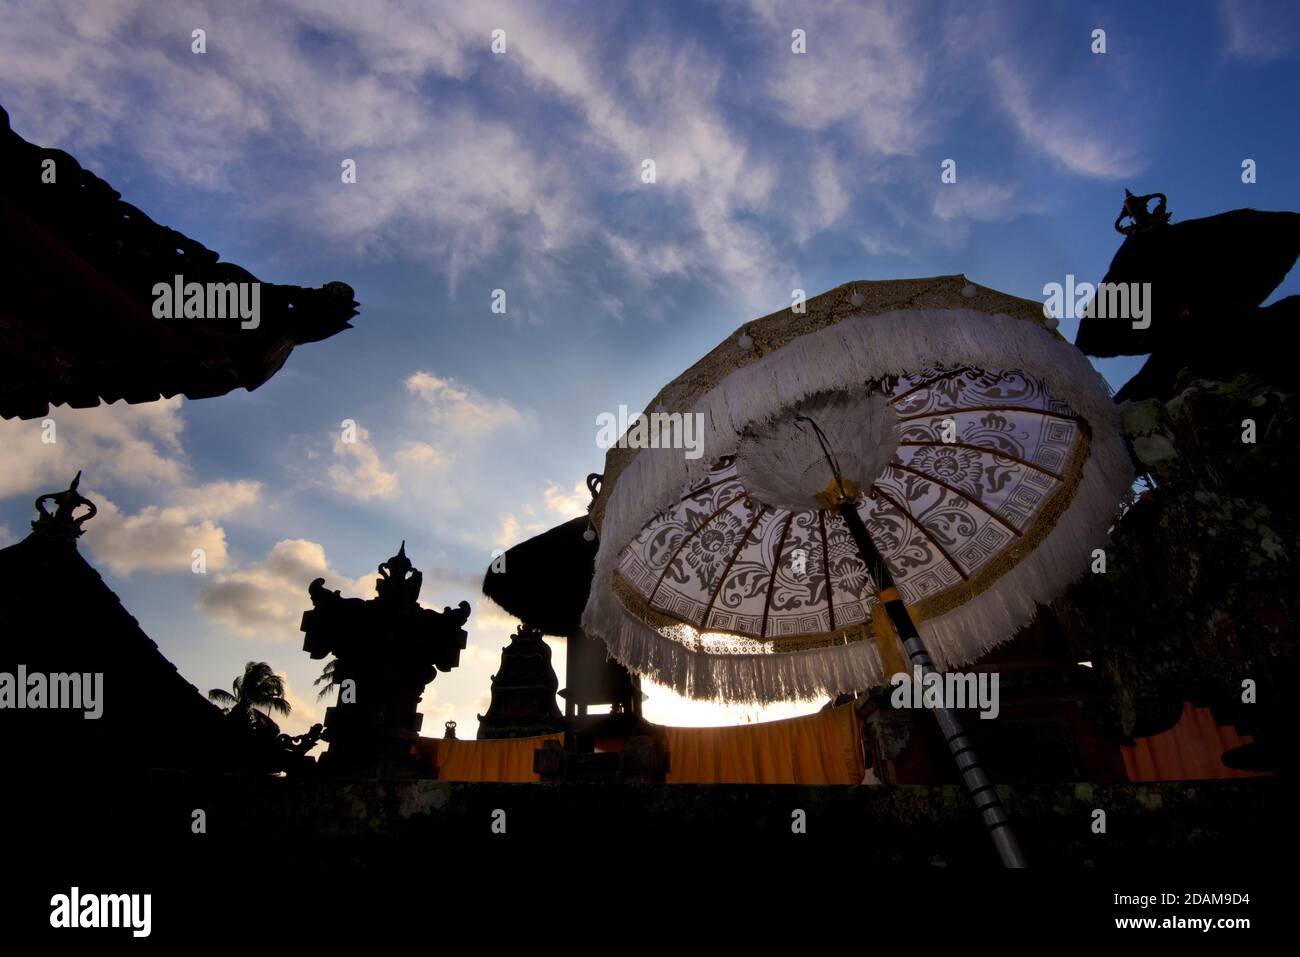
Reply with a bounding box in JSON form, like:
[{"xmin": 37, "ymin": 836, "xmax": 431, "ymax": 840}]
[{"xmin": 581, "ymin": 276, "xmax": 1134, "ymax": 866}]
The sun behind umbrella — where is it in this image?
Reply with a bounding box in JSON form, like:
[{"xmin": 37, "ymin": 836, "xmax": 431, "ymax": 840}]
[
  {"xmin": 582, "ymin": 275, "xmax": 1135, "ymax": 867},
  {"xmin": 585, "ymin": 275, "xmax": 1132, "ymax": 703}
]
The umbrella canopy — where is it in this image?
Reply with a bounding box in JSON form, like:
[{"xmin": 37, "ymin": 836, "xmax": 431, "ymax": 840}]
[
  {"xmin": 481, "ymin": 515, "xmax": 596, "ymax": 637},
  {"xmin": 582, "ymin": 276, "xmax": 1133, "ymax": 703}
]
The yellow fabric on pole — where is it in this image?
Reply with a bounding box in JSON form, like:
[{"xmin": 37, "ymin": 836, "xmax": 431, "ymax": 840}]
[
  {"xmin": 662, "ymin": 702, "xmax": 864, "ymax": 784},
  {"xmin": 432, "ymin": 733, "xmax": 563, "ymax": 782}
]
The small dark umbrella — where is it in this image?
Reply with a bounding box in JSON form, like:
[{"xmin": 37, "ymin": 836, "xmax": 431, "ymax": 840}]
[
  {"xmin": 482, "ymin": 499, "xmax": 642, "ymax": 721},
  {"xmin": 481, "ymin": 515, "xmax": 596, "ymax": 637}
]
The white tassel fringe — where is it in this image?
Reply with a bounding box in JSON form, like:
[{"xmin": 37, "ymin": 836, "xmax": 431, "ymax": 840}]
[{"xmin": 581, "ymin": 308, "xmax": 1134, "ymax": 703}]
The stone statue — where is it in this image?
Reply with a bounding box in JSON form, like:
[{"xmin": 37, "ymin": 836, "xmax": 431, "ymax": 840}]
[
  {"xmin": 32, "ymin": 471, "xmax": 97, "ymax": 540},
  {"xmin": 1114, "ymin": 188, "xmax": 1171, "ymax": 236},
  {"xmin": 301, "ymin": 542, "xmax": 470, "ymax": 777}
]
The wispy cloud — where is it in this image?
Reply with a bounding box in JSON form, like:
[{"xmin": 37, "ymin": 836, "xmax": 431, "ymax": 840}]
[
  {"xmin": 196, "ymin": 538, "xmax": 375, "ymax": 641},
  {"xmin": 0, "ymin": 398, "xmax": 186, "ymax": 498},
  {"xmin": 328, "ymin": 424, "xmax": 401, "ymax": 502},
  {"xmin": 738, "ymin": 0, "xmax": 932, "ymax": 154},
  {"xmin": 990, "ymin": 57, "xmax": 1143, "ymax": 180},
  {"xmin": 405, "ymin": 372, "xmax": 524, "ymax": 436},
  {"xmin": 543, "ymin": 479, "xmax": 590, "ymax": 518},
  {"xmin": 1220, "ymin": 0, "xmax": 1300, "ymax": 60},
  {"xmin": 84, "ymin": 480, "xmax": 261, "ymax": 576},
  {"xmin": 932, "ymin": 180, "xmax": 1019, "ymax": 222}
]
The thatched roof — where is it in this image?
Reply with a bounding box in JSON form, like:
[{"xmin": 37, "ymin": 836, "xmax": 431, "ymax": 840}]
[
  {"xmin": 481, "ymin": 516, "xmax": 596, "ymax": 637},
  {"xmin": 0, "ymin": 493, "xmax": 232, "ymax": 772}
]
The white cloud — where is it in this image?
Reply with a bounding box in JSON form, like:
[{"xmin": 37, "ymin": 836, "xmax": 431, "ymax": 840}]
[
  {"xmin": 197, "ymin": 538, "xmax": 375, "ymax": 642},
  {"xmin": 809, "ymin": 151, "xmax": 851, "ymax": 234},
  {"xmin": 82, "ymin": 480, "xmax": 261, "ymax": 576},
  {"xmin": 932, "ymin": 181, "xmax": 1018, "ymax": 222},
  {"xmin": 0, "ymin": 0, "xmax": 962, "ymax": 310},
  {"xmin": 859, "ymin": 232, "xmax": 911, "ymax": 257},
  {"xmin": 990, "ymin": 57, "xmax": 1142, "ymax": 179},
  {"xmin": 468, "ymin": 598, "xmax": 526, "ymax": 640},
  {"xmin": 493, "ymin": 510, "xmax": 546, "ymax": 551},
  {"xmin": 328, "ymin": 425, "xmax": 400, "ymax": 501},
  {"xmin": 0, "ymin": 400, "xmax": 271, "ymax": 579},
  {"xmin": 605, "ymin": 234, "xmax": 693, "ymax": 284},
  {"xmin": 394, "ymin": 441, "xmax": 449, "ymax": 470},
  {"xmin": 738, "ymin": 0, "xmax": 931, "ymax": 155},
  {"xmin": 299, "ymin": 108, "xmax": 585, "ymax": 289},
  {"xmin": 485, "ymin": 479, "xmax": 590, "ymax": 557},
  {"xmin": 543, "ymin": 479, "xmax": 590, "ymax": 518},
  {"xmin": 0, "ymin": 398, "xmax": 186, "ymax": 499},
  {"xmin": 405, "ymin": 372, "xmax": 523, "ymax": 436}
]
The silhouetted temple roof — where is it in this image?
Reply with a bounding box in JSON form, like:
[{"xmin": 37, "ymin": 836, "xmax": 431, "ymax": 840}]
[
  {"xmin": 1075, "ymin": 207, "xmax": 1300, "ymax": 359},
  {"xmin": 0, "ymin": 104, "xmax": 359, "ymax": 419},
  {"xmin": 482, "ymin": 515, "xmax": 597, "ymax": 637},
  {"xmin": 0, "ymin": 479, "xmax": 231, "ymax": 772}
]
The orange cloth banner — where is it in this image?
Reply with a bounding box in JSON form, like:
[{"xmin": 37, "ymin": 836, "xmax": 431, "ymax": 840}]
[
  {"xmin": 660, "ymin": 703, "xmax": 865, "ymax": 785},
  {"xmin": 424, "ymin": 733, "xmax": 563, "ymax": 782},
  {"xmin": 1121, "ymin": 702, "xmax": 1266, "ymax": 781}
]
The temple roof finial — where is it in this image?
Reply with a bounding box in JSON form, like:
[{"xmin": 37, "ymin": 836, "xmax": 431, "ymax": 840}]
[
  {"xmin": 376, "ymin": 540, "xmax": 421, "ymax": 603},
  {"xmin": 1116, "ymin": 189, "xmax": 1172, "ymax": 236},
  {"xmin": 31, "ymin": 471, "xmax": 97, "ymax": 541}
]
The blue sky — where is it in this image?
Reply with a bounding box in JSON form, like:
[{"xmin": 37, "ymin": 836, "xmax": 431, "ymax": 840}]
[{"xmin": 1, "ymin": 0, "xmax": 1298, "ymax": 735}]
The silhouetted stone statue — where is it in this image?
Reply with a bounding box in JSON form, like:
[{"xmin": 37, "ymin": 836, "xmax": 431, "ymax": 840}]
[
  {"xmin": 275, "ymin": 723, "xmax": 324, "ymax": 775},
  {"xmin": 476, "ymin": 623, "xmax": 564, "ymax": 739},
  {"xmin": 31, "ymin": 470, "xmax": 97, "ymax": 540},
  {"xmin": 1077, "ymin": 189, "xmax": 1300, "ymax": 395},
  {"xmin": 301, "ymin": 542, "xmax": 469, "ymax": 777},
  {"xmin": 1114, "ymin": 189, "xmax": 1171, "ymax": 236}
]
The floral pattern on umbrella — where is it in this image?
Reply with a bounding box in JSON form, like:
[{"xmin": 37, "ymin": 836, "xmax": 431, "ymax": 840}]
[{"xmin": 614, "ymin": 365, "xmax": 1086, "ymax": 655}]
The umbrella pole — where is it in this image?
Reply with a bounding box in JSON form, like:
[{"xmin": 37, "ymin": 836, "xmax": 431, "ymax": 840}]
[{"xmin": 836, "ymin": 500, "xmax": 1029, "ymax": 868}]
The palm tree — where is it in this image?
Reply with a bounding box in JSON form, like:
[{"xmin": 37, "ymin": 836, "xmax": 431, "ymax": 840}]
[
  {"xmin": 209, "ymin": 661, "xmax": 291, "ymax": 734},
  {"xmin": 313, "ymin": 658, "xmax": 340, "ymax": 702}
]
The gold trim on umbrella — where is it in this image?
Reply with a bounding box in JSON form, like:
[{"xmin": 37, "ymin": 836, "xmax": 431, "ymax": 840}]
[
  {"xmin": 610, "ymin": 420, "xmax": 1092, "ymax": 650},
  {"xmin": 612, "ymin": 568, "xmax": 875, "ymax": 654},
  {"xmin": 592, "ymin": 275, "xmax": 1053, "ymax": 534},
  {"xmin": 907, "ymin": 420, "xmax": 1092, "ymax": 621},
  {"xmin": 896, "ymin": 406, "xmax": 1088, "ymax": 424}
]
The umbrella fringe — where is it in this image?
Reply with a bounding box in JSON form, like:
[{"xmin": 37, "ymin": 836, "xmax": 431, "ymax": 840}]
[
  {"xmin": 584, "ymin": 308, "xmax": 1135, "ymax": 702},
  {"xmin": 586, "ymin": 580, "xmax": 885, "ymax": 703}
]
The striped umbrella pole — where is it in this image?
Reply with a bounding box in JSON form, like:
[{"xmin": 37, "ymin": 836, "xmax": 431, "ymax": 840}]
[{"xmin": 837, "ymin": 498, "xmax": 1028, "ymax": 868}]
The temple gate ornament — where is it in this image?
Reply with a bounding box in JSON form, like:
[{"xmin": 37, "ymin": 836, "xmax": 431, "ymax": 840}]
[
  {"xmin": 300, "ymin": 542, "xmax": 469, "ymax": 777},
  {"xmin": 32, "ymin": 471, "xmax": 97, "ymax": 541},
  {"xmin": 1114, "ymin": 189, "xmax": 1171, "ymax": 236}
]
